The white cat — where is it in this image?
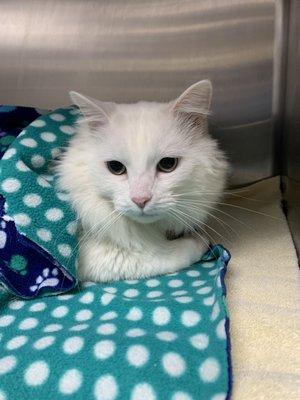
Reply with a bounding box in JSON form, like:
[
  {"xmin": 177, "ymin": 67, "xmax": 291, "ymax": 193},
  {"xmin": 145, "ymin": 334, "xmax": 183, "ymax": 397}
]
[{"xmin": 57, "ymin": 80, "xmax": 228, "ymax": 282}]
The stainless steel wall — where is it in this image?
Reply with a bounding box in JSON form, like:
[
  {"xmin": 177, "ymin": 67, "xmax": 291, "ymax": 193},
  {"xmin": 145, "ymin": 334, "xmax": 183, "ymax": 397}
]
[
  {"xmin": 0, "ymin": 0, "xmax": 278, "ymax": 186},
  {"xmin": 283, "ymin": 0, "xmax": 300, "ymax": 253}
]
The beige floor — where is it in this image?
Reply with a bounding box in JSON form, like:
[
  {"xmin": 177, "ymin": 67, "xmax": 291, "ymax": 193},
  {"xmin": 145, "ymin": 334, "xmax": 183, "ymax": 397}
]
[{"xmin": 209, "ymin": 177, "xmax": 300, "ymax": 399}]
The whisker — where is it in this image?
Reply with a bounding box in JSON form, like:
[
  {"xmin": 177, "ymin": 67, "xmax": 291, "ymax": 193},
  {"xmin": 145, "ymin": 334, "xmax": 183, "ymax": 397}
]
[
  {"xmin": 181, "ymin": 199, "xmax": 283, "ymax": 221},
  {"xmin": 65, "ymin": 209, "xmax": 120, "ymax": 268},
  {"xmin": 187, "ymin": 203, "xmax": 238, "ymax": 237},
  {"xmin": 172, "ymin": 190, "xmax": 259, "ymax": 202},
  {"xmin": 78, "ymin": 209, "xmax": 117, "ymax": 246},
  {"xmin": 93, "ymin": 211, "xmax": 123, "ymax": 240},
  {"xmin": 173, "ymin": 187, "xmax": 252, "ymax": 195},
  {"xmin": 168, "ymin": 209, "xmax": 212, "ymax": 251},
  {"xmin": 175, "ymin": 201, "xmax": 238, "ymax": 238},
  {"xmin": 175, "ymin": 199, "xmax": 255, "ymax": 232},
  {"xmin": 68, "ymin": 211, "xmax": 125, "ymax": 273},
  {"xmin": 173, "ymin": 206, "xmax": 232, "ymax": 244},
  {"xmin": 52, "ymin": 215, "xmax": 81, "ymax": 248}
]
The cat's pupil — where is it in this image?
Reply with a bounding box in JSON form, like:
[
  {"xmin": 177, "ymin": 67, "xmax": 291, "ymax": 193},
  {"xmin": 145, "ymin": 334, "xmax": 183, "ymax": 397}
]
[
  {"xmin": 157, "ymin": 157, "xmax": 178, "ymax": 173},
  {"xmin": 106, "ymin": 160, "xmax": 126, "ymax": 175}
]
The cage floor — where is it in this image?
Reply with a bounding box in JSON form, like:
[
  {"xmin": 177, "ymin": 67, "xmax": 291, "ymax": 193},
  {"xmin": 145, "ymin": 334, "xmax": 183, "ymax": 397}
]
[{"xmin": 209, "ymin": 176, "xmax": 300, "ymax": 399}]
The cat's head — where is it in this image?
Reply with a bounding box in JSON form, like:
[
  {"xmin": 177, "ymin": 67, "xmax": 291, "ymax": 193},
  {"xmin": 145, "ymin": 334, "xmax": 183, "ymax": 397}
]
[{"xmin": 67, "ymin": 81, "xmax": 227, "ymax": 230}]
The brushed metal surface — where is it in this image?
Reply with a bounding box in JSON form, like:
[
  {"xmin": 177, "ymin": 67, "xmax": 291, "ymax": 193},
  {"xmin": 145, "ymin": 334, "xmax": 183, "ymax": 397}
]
[
  {"xmin": 0, "ymin": 0, "xmax": 276, "ymax": 185},
  {"xmin": 282, "ymin": 0, "xmax": 300, "ymax": 253}
]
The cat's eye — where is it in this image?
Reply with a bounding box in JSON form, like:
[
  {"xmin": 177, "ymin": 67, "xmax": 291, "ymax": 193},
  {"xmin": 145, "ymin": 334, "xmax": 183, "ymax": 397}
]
[
  {"xmin": 106, "ymin": 160, "xmax": 126, "ymax": 175},
  {"xmin": 157, "ymin": 157, "xmax": 179, "ymax": 173}
]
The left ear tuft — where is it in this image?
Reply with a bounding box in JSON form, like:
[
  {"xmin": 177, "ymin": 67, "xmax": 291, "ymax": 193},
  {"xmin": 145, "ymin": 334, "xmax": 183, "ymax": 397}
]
[
  {"xmin": 69, "ymin": 91, "xmax": 115, "ymax": 131},
  {"xmin": 172, "ymin": 80, "xmax": 212, "ymax": 118}
]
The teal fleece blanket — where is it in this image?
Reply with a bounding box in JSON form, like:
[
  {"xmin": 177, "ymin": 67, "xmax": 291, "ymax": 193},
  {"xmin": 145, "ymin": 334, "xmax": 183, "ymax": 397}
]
[
  {"xmin": 0, "ymin": 245, "xmax": 231, "ymax": 400},
  {"xmin": 0, "ymin": 107, "xmax": 79, "ymax": 298},
  {"xmin": 0, "ymin": 106, "xmax": 232, "ymax": 399}
]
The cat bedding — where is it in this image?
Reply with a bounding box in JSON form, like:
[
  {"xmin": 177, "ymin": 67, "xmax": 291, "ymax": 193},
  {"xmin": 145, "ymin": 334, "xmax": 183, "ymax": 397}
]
[
  {"xmin": 0, "ymin": 107, "xmax": 78, "ymax": 298},
  {"xmin": 0, "ymin": 106, "xmax": 232, "ymax": 399}
]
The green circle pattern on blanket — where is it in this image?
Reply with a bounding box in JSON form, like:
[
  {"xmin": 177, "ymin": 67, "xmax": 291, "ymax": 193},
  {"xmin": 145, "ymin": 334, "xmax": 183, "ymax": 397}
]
[
  {"xmin": 0, "ymin": 247, "xmax": 230, "ymax": 400},
  {"xmin": 0, "ymin": 107, "xmax": 80, "ymax": 287}
]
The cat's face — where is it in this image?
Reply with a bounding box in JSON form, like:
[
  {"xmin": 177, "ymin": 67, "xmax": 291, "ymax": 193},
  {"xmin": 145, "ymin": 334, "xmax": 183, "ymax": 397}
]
[
  {"xmin": 88, "ymin": 105, "xmax": 199, "ymax": 223},
  {"xmin": 70, "ymin": 81, "xmax": 227, "ymax": 227}
]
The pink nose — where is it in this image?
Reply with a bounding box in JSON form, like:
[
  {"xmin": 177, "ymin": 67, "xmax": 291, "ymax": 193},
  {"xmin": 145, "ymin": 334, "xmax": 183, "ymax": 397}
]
[{"xmin": 131, "ymin": 196, "xmax": 151, "ymax": 209}]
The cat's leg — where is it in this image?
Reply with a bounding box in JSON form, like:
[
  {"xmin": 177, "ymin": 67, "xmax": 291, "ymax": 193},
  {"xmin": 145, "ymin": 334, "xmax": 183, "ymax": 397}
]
[{"xmin": 78, "ymin": 235, "xmax": 207, "ymax": 282}]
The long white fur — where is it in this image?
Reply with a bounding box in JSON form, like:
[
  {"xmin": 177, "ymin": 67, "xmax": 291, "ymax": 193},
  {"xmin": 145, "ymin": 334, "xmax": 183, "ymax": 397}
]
[{"xmin": 56, "ymin": 80, "xmax": 228, "ymax": 282}]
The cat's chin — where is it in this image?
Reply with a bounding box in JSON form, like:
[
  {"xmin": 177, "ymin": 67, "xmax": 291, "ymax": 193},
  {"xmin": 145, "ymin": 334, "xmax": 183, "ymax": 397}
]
[{"xmin": 126, "ymin": 213, "xmax": 163, "ymax": 224}]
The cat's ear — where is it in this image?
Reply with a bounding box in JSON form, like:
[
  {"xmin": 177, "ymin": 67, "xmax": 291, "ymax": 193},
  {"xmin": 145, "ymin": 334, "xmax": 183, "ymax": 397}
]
[
  {"xmin": 69, "ymin": 91, "xmax": 115, "ymax": 130},
  {"xmin": 171, "ymin": 80, "xmax": 212, "ymax": 120}
]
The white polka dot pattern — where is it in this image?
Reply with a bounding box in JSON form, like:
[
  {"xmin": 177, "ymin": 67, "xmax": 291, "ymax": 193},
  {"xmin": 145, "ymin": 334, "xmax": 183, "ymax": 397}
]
[
  {"xmin": 126, "ymin": 328, "xmax": 146, "ymax": 337},
  {"xmin": 162, "ymin": 353, "xmax": 186, "ymax": 377},
  {"xmin": 16, "ymin": 160, "xmax": 30, "ymax": 172},
  {"xmin": 51, "ymin": 305, "xmax": 69, "ymax": 318},
  {"xmin": 23, "ymin": 193, "xmax": 42, "ymax": 208},
  {"xmin": 6, "ymin": 335, "xmax": 28, "ymax": 350},
  {"xmin": 79, "ymin": 292, "xmax": 94, "ymax": 304},
  {"xmin": 0, "ymin": 355, "xmax": 17, "ymax": 375},
  {"xmin": 31, "ymin": 119, "xmax": 46, "ymax": 128},
  {"xmin": 199, "ymin": 357, "xmax": 221, "ymax": 382},
  {"xmin": 20, "ymin": 138, "xmax": 37, "ymax": 148},
  {"xmin": 29, "ymin": 302, "xmax": 46, "ymax": 312},
  {"xmin": 45, "ymin": 208, "xmax": 64, "ymax": 222},
  {"xmin": 131, "ymin": 383, "xmax": 156, "ymax": 400},
  {"xmin": 50, "ymin": 113, "xmax": 65, "ymax": 121},
  {"xmin": 36, "ymin": 228, "xmax": 52, "ymax": 242},
  {"xmin": 63, "ymin": 337, "xmax": 84, "ymax": 354},
  {"xmin": 31, "ymin": 154, "xmax": 45, "ymax": 168},
  {"xmin": 40, "ymin": 132, "xmax": 56, "ymax": 142},
  {"xmin": 57, "ymin": 243, "xmax": 72, "ymax": 257},
  {"xmin": 1, "ymin": 178, "xmax": 21, "ymax": 193},
  {"xmin": 126, "ymin": 307, "xmax": 143, "ymax": 321},
  {"xmin": 12, "ymin": 213, "xmax": 31, "ymax": 226},
  {"xmin": 152, "ymin": 307, "xmax": 171, "ymax": 326},
  {"xmin": 18, "ymin": 317, "xmax": 38, "ymax": 330},
  {"xmin": 172, "ymin": 392, "xmax": 192, "ymax": 400},
  {"xmin": 181, "ymin": 310, "xmax": 201, "ymax": 327},
  {"xmin": 94, "ymin": 375, "xmax": 118, "ymax": 400},
  {"xmin": 97, "ymin": 323, "xmax": 117, "ymax": 335},
  {"xmin": 94, "ymin": 340, "xmax": 115, "ymax": 360},
  {"xmin": 156, "ymin": 331, "xmax": 177, "ymax": 342},
  {"xmin": 24, "ymin": 360, "xmax": 49, "ymax": 386},
  {"xmin": 8, "ymin": 300, "xmax": 25, "ymax": 310},
  {"xmin": 59, "ymin": 369, "xmax": 82, "ymax": 394},
  {"xmin": 33, "ymin": 336, "xmax": 56, "ymax": 350},
  {"xmin": 60, "ymin": 125, "xmax": 75, "ymax": 135},
  {"xmin": 189, "ymin": 333, "xmax": 209, "ymax": 350},
  {"xmin": 126, "ymin": 345, "xmax": 149, "ymax": 367},
  {"xmin": 75, "ymin": 309, "xmax": 93, "ymax": 321},
  {"xmin": 2, "ymin": 148, "xmax": 16, "ymax": 160},
  {"xmin": 0, "ymin": 315, "xmax": 15, "ymax": 327}
]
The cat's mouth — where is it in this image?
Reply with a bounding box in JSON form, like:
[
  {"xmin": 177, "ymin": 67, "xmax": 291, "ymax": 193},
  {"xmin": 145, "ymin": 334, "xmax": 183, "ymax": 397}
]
[{"xmin": 166, "ymin": 229, "xmax": 185, "ymax": 240}]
